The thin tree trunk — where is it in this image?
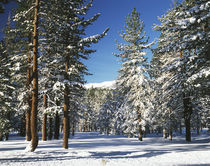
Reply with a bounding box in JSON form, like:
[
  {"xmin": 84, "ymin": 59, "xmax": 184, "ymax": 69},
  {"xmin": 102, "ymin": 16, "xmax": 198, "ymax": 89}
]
[
  {"xmin": 5, "ymin": 111, "xmax": 11, "ymax": 140},
  {"xmin": 30, "ymin": 0, "xmax": 39, "ymax": 152},
  {"xmin": 72, "ymin": 122, "xmax": 75, "ymax": 136},
  {"xmin": 63, "ymin": 57, "xmax": 69, "ymax": 149},
  {"xmin": 138, "ymin": 127, "xmax": 143, "ymax": 141},
  {"xmin": 26, "ymin": 102, "xmax": 31, "ymax": 141},
  {"xmin": 48, "ymin": 117, "xmax": 53, "ymax": 140},
  {"xmin": 42, "ymin": 113, "xmax": 47, "ymax": 141},
  {"xmin": 179, "ymin": 123, "xmax": 182, "ymax": 135},
  {"xmin": 26, "ymin": 33, "xmax": 32, "ymax": 142},
  {"xmin": 163, "ymin": 128, "xmax": 167, "ymax": 139},
  {"xmin": 169, "ymin": 128, "xmax": 172, "ymax": 141},
  {"xmin": 0, "ymin": 133, "xmax": 3, "ymax": 141},
  {"xmin": 196, "ymin": 114, "xmax": 200, "ymax": 135},
  {"xmin": 42, "ymin": 85, "xmax": 48, "ymax": 141},
  {"xmin": 54, "ymin": 110, "xmax": 60, "ymax": 139},
  {"xmin": 183, "ymin": 96, "xmax": 192, "ymax": 142},
  {"xmin": 137, "ymin": 112, "xmax": 143, "ymax": 141},
  {"xmin": 20, "ymin": 113, "xmax": 26, "ymax": 137}
]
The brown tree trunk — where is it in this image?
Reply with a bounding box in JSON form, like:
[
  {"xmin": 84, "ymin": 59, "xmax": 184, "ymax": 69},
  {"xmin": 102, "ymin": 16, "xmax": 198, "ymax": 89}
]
[
  {"xmin": 26, "ymin": 105, "xmax": 31, "ymax": 141},
  {"xmin": 20, "ymin": 113, "xmax": 26, "ymax": 137},
  {"xmin": 42, "ymin": 88, "xmax": 48, "ymax": 141},
  {"xmin": 30, "ymin": 0, "xmax": 40, "ymax": 152},
  {"xmin": 183, "ymin": 96, "xmax": 192, "ymax": 142},
  {"xmin": 0, "ymin": 133, "xmax": 3, "ymax": 141},
  {"xmin": 26, "ymin": 33, "xmax": 32, "ymax": 142},
  {"xmin": 138, "ymin": 127, "xmax": 143, "ymax": 141},
  {"xmin": 63, "ymin": 57, "xmax": 69, "ymax": 149},
  {"xmin": 42, "ymin": 113, "xmax": 47, "ymax": 141},
  {"xmin": 48, "ymin": 117, "xmax": 53, "ymax": 140},
  {"xmin": 54, "ymin": 110, "xmax": 60, "ymax": 139}
]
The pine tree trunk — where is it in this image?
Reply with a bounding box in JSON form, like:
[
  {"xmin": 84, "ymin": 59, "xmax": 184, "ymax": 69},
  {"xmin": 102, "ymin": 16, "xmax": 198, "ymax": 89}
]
[
  {"xmin": 183, "ymin": 96, "xmax": 192, "ymax": 142},
  {"xmin": 63, "ymin": 57, "xmax": 69, "ymax": 149},
  {"xmin": 48, "ymin": 117, "xmax": 53, "ymax": 140},
  {"xmin": 0, "ymin": 133, "xmax": 3, "ymax": 141},
  {"xmin": 196, "ymin": 114, "xmax": 200, "ymax": 135},
  {"xmin": 20, "ymin": 113, "xmax": 26, "ymax": 137},
  {"xmin": 138, "ymin": 126, "xmax": 143, "ymax": 141},
  {"xmin": 26, "ymin": 33, "xmax": 32, "ymax": 142},
  {"xmin": 26, "ymin": 103, "xmax": 31, "ymax": 141},
  {"xmin": 30, "ymin": 0, "xmax": 40, "ymax": 152},
  {"xmin": 72, "ymin": 122, "xmax": 75, "ymax": 136},
  {"xmin": 54, "ymin": 111, "xmax": 60, "ymax": 139},
  {"xmin": 5, "ymin": 111, "xmax": 11, "ymax": 140},
  {"xmin": 42, "ymin": 91, "xmax": 48, "ymax": 141},
  {"xmin": 42, "ymin": 114, "xmax": 47, "ymax": 141}
]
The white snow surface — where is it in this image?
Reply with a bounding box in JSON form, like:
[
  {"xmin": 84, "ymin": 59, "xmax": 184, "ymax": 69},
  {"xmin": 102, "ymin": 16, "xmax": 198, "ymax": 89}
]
[
  {"xmin": 84, "ymin": 80, "xmax": 116, "ymax": 89},
  {"xmin": 0, "ymin": 132, "xmax": 210, "ymax": 166}
]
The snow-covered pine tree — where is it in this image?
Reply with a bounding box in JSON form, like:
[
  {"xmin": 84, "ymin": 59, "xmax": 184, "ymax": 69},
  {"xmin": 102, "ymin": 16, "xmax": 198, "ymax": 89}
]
[
  {"xmin": 0, "ymin": 39, "xmax": 16, "ymax": 141},
  {"xmin": 153, "ymin": 0, "xmax": 210, "ymax": 141},
  {"xmin": 39, "ymin": 0, "xmax": 108, "ymax": 149},
  {"xmin": 114, "ymin": 8, "xmax": 153, "ymax": 141}
]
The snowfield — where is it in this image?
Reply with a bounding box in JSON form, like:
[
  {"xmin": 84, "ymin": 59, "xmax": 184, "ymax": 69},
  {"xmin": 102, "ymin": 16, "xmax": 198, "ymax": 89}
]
[{"xmin": 0, "ymin": 132, "xmax": 210, "ymax": 166}]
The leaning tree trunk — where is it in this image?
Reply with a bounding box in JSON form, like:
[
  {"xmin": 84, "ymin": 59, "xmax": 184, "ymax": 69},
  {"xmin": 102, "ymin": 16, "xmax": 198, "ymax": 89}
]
[
  {"xmin": 30, "ymin": 0, "xmax": 40, "ymax": 152},
  {"xmin": 183, "ymin": 96, "xmax": 192, "ymax": 142},
  {"xmin": 63, "ymin": 56, "xmax": 69, "ymax": 149}
]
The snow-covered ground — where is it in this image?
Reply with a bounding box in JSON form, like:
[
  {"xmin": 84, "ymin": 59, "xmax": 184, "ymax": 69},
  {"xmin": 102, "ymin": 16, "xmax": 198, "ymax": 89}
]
[{"xmin": 0, "ymin": 132, "xmax": 210, "ymax": 166}]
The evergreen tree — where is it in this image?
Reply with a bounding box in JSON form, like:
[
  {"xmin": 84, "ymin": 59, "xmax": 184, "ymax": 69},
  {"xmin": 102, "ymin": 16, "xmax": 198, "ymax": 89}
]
[
  {"xmin": 153, "ymin": 0, "xmax": 210, "ymax": 141},
  {"xmin": 114, "ymin": 8, "xmax": 153, "ymax": 140}
]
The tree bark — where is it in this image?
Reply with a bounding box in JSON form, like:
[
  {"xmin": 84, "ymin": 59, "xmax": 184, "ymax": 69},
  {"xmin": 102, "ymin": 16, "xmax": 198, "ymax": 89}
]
[
  {"xmin": 42, "ymin": 113, "xmax": 47, "ymax": 141},
  {"xmin": 42, "ymin": 87, "xmax": 48, "ymax": 141},
  {"xmin": 5, "ymin": 111, "xmax": 11, "ymax": 140},
  {"xmin": 26, "ymin": 33, "xmax": 32, "ymax": 142},
  {"xmin": 48, "ymin": 117, "xmax": 53, "ymax": 140},
  {"xmin": 138, "ymin": 127, "xmax": 143, "ymax": 141},
  {"xmin": 72, "ymin": 122, "xmax": 75, "ymax": 136},
  {"xmin": 30, "ymin": 0, "xmax": 40, "ymax": 152},
  {"xmin": 20, "ymin": 113, "xmax": 26, "ymax": 137},
  {"xmin": 54, "ymin": 110, "xmax": 60, "ymax": 139},
  {"xmin": 183, "ymin": 96, "xmax": 192, "ymax": 142},
  {"xmin": 137, "ymin": 112, "xmax": 143, "ymax": 141},
  {"xmin": 63, "ymin": 57, "xmax": 69, "ymax": 149}
]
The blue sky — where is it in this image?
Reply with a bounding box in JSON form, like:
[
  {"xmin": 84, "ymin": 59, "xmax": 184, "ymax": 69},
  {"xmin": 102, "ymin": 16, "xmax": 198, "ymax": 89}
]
[
  {"xmin": 83, "ymin": 0, "xmax": 176, "ymax": 83},
  {"xmin": 0, "ymin": 0, "xmax": 176, "ymax": 83}
]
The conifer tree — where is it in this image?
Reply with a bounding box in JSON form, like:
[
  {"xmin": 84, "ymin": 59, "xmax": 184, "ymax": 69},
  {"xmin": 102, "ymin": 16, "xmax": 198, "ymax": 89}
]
[
  {"xmin": 153, "ymin": 0, "xmax": 210, "ymax": 141},
  {"xmin": 114, "ymin": 8, "xmax": 153, "ymax": 141}
]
